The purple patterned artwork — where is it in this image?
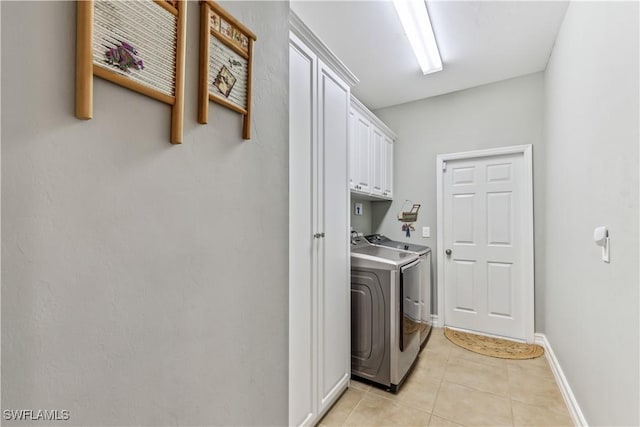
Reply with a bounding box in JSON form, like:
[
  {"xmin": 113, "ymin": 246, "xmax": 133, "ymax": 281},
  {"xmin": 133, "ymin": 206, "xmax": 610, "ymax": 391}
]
[{"xmin": 105, "ymin": 41, "xmax": 144, "ymax": 72}]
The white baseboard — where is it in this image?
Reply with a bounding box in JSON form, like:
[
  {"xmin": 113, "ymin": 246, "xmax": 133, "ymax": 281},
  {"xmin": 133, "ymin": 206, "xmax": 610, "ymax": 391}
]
[
  {"xmin": 534, "ymin": 333, "xmax": 588, "ymax": 427},
  {"xmin": 431, "ymin": 314, "xmax": 444, "ymax": 327}
]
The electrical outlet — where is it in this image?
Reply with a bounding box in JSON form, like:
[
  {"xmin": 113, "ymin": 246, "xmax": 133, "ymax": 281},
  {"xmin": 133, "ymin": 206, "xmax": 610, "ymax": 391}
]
[
  {"xmin": 354, "ymin": 203, "xmax": 363, "ymax": 216},
  {"xmin": 422, "ymin": 227, "xmax": 430, "ymax": 238}
]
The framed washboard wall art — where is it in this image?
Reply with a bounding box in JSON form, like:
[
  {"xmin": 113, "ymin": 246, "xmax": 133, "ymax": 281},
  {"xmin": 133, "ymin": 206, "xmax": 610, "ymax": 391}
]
[
  {"xmin": 198, "ymin": 1, "xmax": 257, "ymax": 140},
  {"xmin": 75, "ymin": 0, "xmax": 187, "ymax": 144}
]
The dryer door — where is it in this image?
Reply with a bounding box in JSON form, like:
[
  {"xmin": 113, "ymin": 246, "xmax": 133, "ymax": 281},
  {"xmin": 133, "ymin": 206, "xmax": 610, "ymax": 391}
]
[
  {"xmin": 351, "ymin": 270, "xmax": 389, "ymax": 383},
  {"xmin": 400, "ymin": 259, "xmax": 422, "ymax": 351}
]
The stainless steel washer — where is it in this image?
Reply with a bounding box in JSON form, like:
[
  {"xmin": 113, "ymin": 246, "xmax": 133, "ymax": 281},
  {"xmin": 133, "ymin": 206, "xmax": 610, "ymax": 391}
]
[
  {"xmin": 350, "ymin": 236, "xmax": 421, "ymax": 392},
  {"xmin": 366, "ymin": 234, "xmax": 433, "ymax": 348}
]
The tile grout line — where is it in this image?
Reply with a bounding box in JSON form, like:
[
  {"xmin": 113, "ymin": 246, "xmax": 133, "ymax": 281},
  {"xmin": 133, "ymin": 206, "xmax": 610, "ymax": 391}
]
[
  {"xmin": 337, "ymin": 332, "xmax": 570, "ymax": 427},
  {"xmin": 507, "ymin": 361, "xmax": 515, "ymax": 427},
  {"xmin": 428, "ymin": 344, "xmax": 461, "ymax": 426},
  {"xmin": 507, "ymin": 358, "xmax": 575, "ymax": 419},
  {"xmin": 439, "ymin": 358, "xmax": 511, "ymax": 400},
  {"xmin": 340, "ymin": 391, "xmax": 365, "ymax": 427}
]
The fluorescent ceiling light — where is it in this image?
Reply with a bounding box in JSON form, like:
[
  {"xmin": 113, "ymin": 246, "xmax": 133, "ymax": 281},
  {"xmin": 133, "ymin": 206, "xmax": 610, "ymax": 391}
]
[{"xmin": 392, "ymin": 0, "xmax": 443, "ymax": 75}]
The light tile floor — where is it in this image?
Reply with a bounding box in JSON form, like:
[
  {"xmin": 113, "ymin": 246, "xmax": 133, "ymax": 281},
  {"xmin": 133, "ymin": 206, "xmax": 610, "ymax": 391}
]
[{"xmin": 319, "ymin": 328, "xmax": 573, "ymax": 427}]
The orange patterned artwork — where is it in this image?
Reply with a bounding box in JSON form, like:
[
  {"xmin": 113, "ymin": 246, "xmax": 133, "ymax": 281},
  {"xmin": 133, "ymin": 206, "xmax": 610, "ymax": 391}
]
[
  {"xmin": 209, "ymin": 8, "xmax": 250, "ymax": 54},
  {"xmin": 211, "ymin": 12, "xmax": 220, "ymax": 32},
  {"xmin": 198, "ymin": 1, "xmax": 257, "ymax": 139}
]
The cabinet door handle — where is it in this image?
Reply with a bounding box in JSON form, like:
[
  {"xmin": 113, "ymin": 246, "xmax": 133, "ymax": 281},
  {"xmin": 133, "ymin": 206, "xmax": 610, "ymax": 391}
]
[
  {"xmin": 320, "ymin": 232, "xmax": 325, "ymax": 238},
  {"xmin": 313, "ymin": 233, "xmax": 321, "ymax": 238}
]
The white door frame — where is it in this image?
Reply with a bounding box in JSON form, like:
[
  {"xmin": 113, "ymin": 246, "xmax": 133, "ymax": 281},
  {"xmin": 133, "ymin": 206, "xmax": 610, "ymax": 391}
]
[{"xmin": 435, "ymin": 144, "xmax": 534, "ymax": 342}]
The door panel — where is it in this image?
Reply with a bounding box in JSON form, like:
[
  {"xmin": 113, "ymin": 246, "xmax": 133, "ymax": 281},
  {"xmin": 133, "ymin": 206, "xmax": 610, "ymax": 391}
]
[
  {"xmin": 452, "ymin": 166, "xmax": 476, "ymax": 185},
  {"xmin": 444, "ymin": 153, "xmax": 526, "ymax": 340},
  {"xmin": 288, "ymin": 36, "xmax": 316, "ymax": 427},
  {"xmin": 371, "ymin": 127, "xmax": 383, "ymax": 195},
  {"xmin": 453, "ymin": 260, "xmax": 476, "ymax": 312},
  {"xmin": 353, "ymin": 112, "xmax": 372, "ymax": 193},
  {"xmin": 452, "ymin": 194, "xmax": 476, "ymax": 244},
  {"xmin": 382, "ymin": 136, "xmax": 393, "ymax": 198},
  {"xmin": 318, "ymin": 60, "xmax": 350, "ymax": 409},
  {"xmin": 487, "ymin": 262, "xmax": 513, "ymax": 317},
  {"xmin": 349, "ymin": 111, "xmax": 357, "ymax": 190},
  {"xmin": 487, "ymin": 192, "xmax": 513, "ymax": 245},
  {"xmin": 487, "ymin": 163, "xmax": 512, "ymax": 182}
]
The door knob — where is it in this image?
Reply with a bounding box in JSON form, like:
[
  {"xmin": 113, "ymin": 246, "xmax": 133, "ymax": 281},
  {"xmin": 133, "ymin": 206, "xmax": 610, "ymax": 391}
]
[{"xmin": 445, "ymin": 249, "xmax": 452, "ymax": 256}]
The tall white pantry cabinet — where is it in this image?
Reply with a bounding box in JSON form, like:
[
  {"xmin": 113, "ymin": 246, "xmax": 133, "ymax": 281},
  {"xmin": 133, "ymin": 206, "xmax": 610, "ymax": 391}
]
[{"xmin": 289, "ymin": 13, "xmax": 358, "ymax": 427}]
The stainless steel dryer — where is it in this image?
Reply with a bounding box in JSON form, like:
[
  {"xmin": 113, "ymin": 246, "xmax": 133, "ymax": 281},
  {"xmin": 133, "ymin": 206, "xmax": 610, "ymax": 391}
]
[
  {"xmin": 366, "ymin": 234, "xmax": 433, "ymax": 348},
  {"xmin": 350, "ymin": 236, "xmax": 421, "ymax": 392}
]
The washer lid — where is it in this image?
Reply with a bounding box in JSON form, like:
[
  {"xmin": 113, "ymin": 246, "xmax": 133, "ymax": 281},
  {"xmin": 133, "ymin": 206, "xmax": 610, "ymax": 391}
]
[
  {"xmin": 364, "ymin": 234, "xmax": 431, "ymax": 255},
  {"xmin": 364, "ymin": 234, "xmax": 391, "ymax": 244},
  {"xmin": 377, "ymin": 240, "xmax": 431, "ymax": 255},
  {"xmin": 351, "ymin": 245, "xmax": 419, "ymax": 269}
]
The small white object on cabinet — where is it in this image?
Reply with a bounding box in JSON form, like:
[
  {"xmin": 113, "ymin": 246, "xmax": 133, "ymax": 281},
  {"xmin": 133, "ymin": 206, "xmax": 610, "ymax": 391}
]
[
  {"xmin": 289, "ymin": 12, "xmax": 358, "ymax": 427},
  {"xmin": 349, "ymin": 96, "xmax": 396, "ymax": 200}
]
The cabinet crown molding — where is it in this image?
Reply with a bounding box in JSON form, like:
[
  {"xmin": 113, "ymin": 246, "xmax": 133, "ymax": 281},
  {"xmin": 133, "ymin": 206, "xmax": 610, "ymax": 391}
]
[
  {"xmin": 351, "ymin": 95, "xmax": 397, "ymax": 140},
  {"xmin": 289, "ymin": 11, "xmax": 359, "ymax": 87}
]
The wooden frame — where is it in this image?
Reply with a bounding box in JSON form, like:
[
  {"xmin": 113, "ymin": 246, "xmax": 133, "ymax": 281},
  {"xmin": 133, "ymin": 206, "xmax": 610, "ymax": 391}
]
[
  {"xmin": 198, "ymin": 0, "xmax": 256, "ymax": 140},
  {"xmin": 75, "ymin": 0, "xmax": 187, "ymax": 144}
]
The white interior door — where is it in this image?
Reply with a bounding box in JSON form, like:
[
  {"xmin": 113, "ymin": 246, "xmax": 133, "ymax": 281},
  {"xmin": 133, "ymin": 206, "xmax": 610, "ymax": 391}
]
[{"xmin": 441, "ymin": 149, "xmax": 533, "ymax": 341}]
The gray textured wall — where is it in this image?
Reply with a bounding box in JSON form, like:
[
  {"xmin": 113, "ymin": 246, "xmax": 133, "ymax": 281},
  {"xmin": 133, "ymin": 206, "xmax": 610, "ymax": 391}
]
[
  {"xmin": 542, "ymin": 2, "xmax": 639, "ymax": 425},
  {"xmin": 373, "ymin": 73, "xmax": 545, "ymax": 320},
  {"xmin": 1, "ymin": 1, "xmax": 289, "ymax": 425},
  {"xmin": 350, "ymin": 199, "xmax": 373, "ymax": 236}
]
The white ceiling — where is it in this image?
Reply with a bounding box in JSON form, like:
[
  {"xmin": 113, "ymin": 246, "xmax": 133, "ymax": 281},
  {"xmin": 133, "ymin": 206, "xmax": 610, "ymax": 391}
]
[{"xmin": 291, "ymin": 1, "xmax": 569, "ymax": 110}]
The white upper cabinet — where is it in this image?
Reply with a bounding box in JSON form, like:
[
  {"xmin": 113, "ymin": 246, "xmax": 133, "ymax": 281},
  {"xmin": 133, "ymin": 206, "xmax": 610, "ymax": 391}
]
[{"xmin": 349, "ymin": 96, "xmax": 396, "ymax": 200}]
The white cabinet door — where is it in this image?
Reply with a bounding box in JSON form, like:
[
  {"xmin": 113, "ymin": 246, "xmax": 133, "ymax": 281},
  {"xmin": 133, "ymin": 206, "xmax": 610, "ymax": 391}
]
[
  {"xmin": 318, "ymin": 59, "xmax": 350, "ymax": 412},
  {"xmin": 288, "ymin": 34, "xmax": 316, "ymax": 427},
  {"xmin": 371, "ymin": 127, "xmax": 384, "ymax": 196},
  {"xmin": 382, "ymin": 135, "xmax": 394, "ymax": 198},
  {"xmin": 353, "ymin": 111, "xmax": 371, "ymax": 193},
  {"xmin": 348, "ymin": 110, "xmax": 357, "ymax": 190}
]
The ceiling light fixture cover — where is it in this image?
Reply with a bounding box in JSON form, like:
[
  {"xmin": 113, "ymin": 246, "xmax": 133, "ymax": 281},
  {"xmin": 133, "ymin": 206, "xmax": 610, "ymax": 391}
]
[{"xmin": 392, "ymin": 0, "xmax": 442, "ymax": 75}]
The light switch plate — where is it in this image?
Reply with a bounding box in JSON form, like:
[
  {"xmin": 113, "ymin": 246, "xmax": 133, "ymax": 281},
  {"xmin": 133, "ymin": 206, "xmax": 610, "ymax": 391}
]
[
  {"xmin": 422, "ymin": 227, "xmax": 430, "ymax": 237},
  {"xmin": 354, "ymin": 203, "xmax": 363, "ymax": 216}
]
